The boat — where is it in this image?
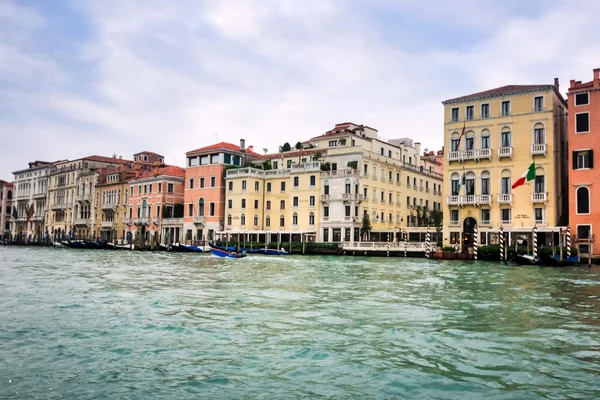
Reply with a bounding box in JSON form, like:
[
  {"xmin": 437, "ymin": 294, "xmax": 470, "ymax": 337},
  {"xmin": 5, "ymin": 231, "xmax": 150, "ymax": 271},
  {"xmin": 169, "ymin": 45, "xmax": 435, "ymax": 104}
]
[
  {"xmin": 259, "ymin": 248, "xmax": 289, "ymax": 256},
  {"xmin": 183, "ymin": 244, "xmax": 207, "ymax": 252},
  {"xmin": 210, "ymin": 247, "xmax": 247, "ymax": 258},
  {"xmin": 114, "ymin": 243, "xmax": 135, "ymax": 250},
  {"xmin": 53, "ymin": 242, "xmax": 65, "ymax": 248},
  {"xmin": 85, "ymin": 240, "xmax": 106, "ymax": 250},
  {"xmin": 541, "ymin": 254, "xmax": 579, "ymax": 267},
  {"xmin": 514, "ymin": 254, "xmax": 541, "ymax": 265}
]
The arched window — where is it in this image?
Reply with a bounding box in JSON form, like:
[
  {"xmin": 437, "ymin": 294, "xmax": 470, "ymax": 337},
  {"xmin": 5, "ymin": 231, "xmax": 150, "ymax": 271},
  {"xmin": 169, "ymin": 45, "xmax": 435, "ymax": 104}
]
[
  {"xmin": 292, "ymin": 212, "xmax": 298, "ymax": 226},
  {"xmin": 450, "ymin": 132, "xmax": 460, "ymax": 151},
  {"xmin": 266, "ymin": 216, "xmax": 271, "ymax": 227},
  {"xmin": 480, "ymin": 129, "xmax": 490, "ymax": 149},
  {"xmin": 345, "ymin": 179, "xmax": 351, "ymax": 194},
  {"xmin": 7, "ymin": 190, "xmax": 12, "ymax": 200},
  {"xmin": 253, "ymin": 215, "xmax": 258, "ymax": 226},
  {"xmin": 450, "ymin": 172, "xmax": 459, "ymax": 195},
  {"xmin": 280, "ymin": 215, "xmax": 285, "ymax": 227},
  {"xmin": 465, "ymin": 130, "xmax": 475, "ymax": 151},
  {"xmin": 534, "ymin": 167, "xmax": 545, "ymax": 193},
  {"xmin": 227, "ymin": 214, "xmax": 232, "ymax": 225},
  {"xmin": 501, "ymin": 169, "xmax": 511, "ymax": 194},
  {"xmin": 480, "ymin": 171, "xmax": 490, "ymax": 195},
  {"xmin": 240, "ymin": 214, "xmax": 246, "ymax": 226},
  {"xmin": 324, "ymin": 180, "xmax": 329, "ymax": 195},
  {"xmin": 198, "ymin": 198, "xmax": 205, "ymax": 216},
  {"xmin": 141, "ymin": 200, "xmax": 147, "ymax": 217},
  {"xmin": 500, "ymin": 127, "xmax": 511, "ymax": 148},
  {"xmin": 309, "ymin": 212, "xmax": 315, "ymax": 225},
  {"xmin": 533, "ymin": 123, "xmax": 545, "ymax": 145},
  {"xmin": 576, "ymin": 187, "xmax": 590, "ymax": 214},
  {"xmin": 465, "ymin": 171, "xmax": 476, "ymax": 195}
]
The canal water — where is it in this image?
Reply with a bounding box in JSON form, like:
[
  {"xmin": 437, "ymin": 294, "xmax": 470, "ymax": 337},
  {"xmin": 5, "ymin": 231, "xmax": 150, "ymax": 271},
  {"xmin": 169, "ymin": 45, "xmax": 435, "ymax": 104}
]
[{"xmin": 1, "ymin": 247, "xmax": 600, "ymax": 399}]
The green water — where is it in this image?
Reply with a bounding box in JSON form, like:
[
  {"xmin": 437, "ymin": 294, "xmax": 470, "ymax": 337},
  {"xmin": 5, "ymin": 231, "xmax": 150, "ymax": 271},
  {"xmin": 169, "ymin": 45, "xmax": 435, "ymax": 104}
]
[{"xmin": 1, "ymin": 247, "xmax": 600, "ymax": 399}]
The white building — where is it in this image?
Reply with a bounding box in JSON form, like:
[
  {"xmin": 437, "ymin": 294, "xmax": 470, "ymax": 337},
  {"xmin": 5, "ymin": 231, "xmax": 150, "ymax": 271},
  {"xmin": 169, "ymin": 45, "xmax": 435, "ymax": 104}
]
[{"xmin": 11, "ymin": 161, "xmax": 52, "ymax": 240}]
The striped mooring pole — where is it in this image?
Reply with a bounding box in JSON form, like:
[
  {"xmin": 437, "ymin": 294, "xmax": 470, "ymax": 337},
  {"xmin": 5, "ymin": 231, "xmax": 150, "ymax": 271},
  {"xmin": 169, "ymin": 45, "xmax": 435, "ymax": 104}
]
[
  {"xmin": 404, "ymin": 232, "xmax": 407, "ymax": 258},
  {"xmin": 566, "ymin": 226, "xmax": 572, "ymax": 258},
  {"xmin": 473, "ymin": 224, "xmax": 478, "ymax": 260},
  {"xmin": 387, "ymin": 233, "xmax": 390, "ymax": 257},
  {"xmin": 500, "ymin": 225, "xmax": 505, "ymax": 263},
  {"xmin": 533, "ymin": 225, "xmax": 538, "ymax": 259},
  {"xmin": 425, "ymin": 227, "xmax": 430, "ymax": 259}
]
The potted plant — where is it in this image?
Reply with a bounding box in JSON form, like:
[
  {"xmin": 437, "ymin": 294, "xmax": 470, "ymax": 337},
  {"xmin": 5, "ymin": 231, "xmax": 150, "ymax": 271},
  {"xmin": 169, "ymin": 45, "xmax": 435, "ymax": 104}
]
[{"xmin": 442, "ymin": 246, "xmax": 455, "ymax": 259}]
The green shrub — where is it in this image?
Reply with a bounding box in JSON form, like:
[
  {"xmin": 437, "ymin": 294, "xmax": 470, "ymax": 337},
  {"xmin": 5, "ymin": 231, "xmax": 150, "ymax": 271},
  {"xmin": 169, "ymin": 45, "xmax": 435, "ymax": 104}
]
[{"xmin": 442, "ymin": 246, "xmax": 455, "ymax": 252}]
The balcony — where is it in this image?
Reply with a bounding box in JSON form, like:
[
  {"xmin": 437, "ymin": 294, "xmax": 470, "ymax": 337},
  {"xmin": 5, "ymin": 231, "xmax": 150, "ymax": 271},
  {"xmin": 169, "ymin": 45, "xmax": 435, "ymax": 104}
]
[
  {"xmin": 419, "ymin": 186, "xmax": 424, "ymax": 191},
  {"xmin": 531, "ymin": 143, "xmax": 547, "ymax": 156},
  {"xmin": 534, "ymin": 219, "xmax": 547, "ymax": 227},
  {"xmin": 124, "ymin": 217, "xmax": 132, "ymax": 225},
  {"xmin": 448, "ymin": 149, "xmax": 492, "ymax": 162},
  {"xmin": 51, "ymin": 203, "xmax": 68, "ymax": 210},
  {"xmin": 320, "ymin": 194, "xmax": 330, "ymax": 202},
  {"xmin": 134, "ymin": 217, "xmax": 149, "ymax": 225},
  {"xmin": 449, "ymin": 220, "xmax": 460, "ymax": 226},
  {"xmin": 342, "ymin": 193, "xmax": 364, "ymax": 201},
  {"xmin": 226, "ymin": 167, "xmax": 265, "ymax": 178},
  {"xmin": 193, "ymin": 216, "xmax": 205, "ymax": 224},
  {"xmin": 102, "ymin": 202, "xmax": 118, "ymax": 210},
  {"xmin": 479, "ymin": 219, "xmax": 491, "ymax": 226},
  {"xmin": 101, "ymin": 221, "xmax": 114, "ymax": 228},
  {"xmin": 446, "ymin": 195, "xmax": 492, "ymax": 206},
  {"xmin": 75, "ymin": 193, "xmax": 92, "ymax": 202},
  {"xmin": 433, "ymin": 190, "xmax": 438, "ymax": 195},
  {"xmin": 497, "ymin": 194, "xmax": 512, "ymax": 205},
  {"xmin": 425, "ymin": 188, "xmax": 430, "ymax": 193},
  {"xmin": 343, "ymin": 216, "xmax": 358, "ymax": 223},
  {"xmin": 32, "ymin": 192, "xmax": 46, "ymax": 199},
  {"xmin": 320, "ymin": 169, "xmax": 359, "ymax": 178},
  {"xmin": 497, "ymin": 147, "xmax": 513, "ymax": 159},
  {"xmin": 531, "ymin": 192, "xmax": 548, "ymax": 204},
  {"xmin": 501, "ymin": 220, "xmax": 512, "ymax": 226},
  {"xmin": 31, "ymin": 215, "xmax": 44, "ymax": 222},
  {"xmin": 74, "ymin": 218, "xmax": 91, "ymax": 226},
  {"xmin": 162, "ymin": 218, "xmax": 184, "ymax": 226},
  {"xmin": 396, "ymin": 181, "xmax": 401, "ymax": 186}
]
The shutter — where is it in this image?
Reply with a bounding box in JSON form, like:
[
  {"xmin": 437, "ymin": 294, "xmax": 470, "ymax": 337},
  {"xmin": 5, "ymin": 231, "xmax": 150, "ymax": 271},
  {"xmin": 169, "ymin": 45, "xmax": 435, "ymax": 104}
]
[
  {"xmin": 572, "ymin": 151, "xmax": 578, "ymax": 170},
  {"xmin": 589, "ymin": 150, "xmax": 594, "ymax": 169}
]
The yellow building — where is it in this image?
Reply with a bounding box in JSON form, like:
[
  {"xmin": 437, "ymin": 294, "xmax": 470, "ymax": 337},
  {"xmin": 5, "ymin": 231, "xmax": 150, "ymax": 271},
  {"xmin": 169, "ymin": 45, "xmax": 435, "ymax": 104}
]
[
  {"xmin": 223, "ymin": 122, "xmax": 444, "ymax": 244},
  {"xmin": 441, "ymin": 82, "xmax": 568, "ymax": 248}
]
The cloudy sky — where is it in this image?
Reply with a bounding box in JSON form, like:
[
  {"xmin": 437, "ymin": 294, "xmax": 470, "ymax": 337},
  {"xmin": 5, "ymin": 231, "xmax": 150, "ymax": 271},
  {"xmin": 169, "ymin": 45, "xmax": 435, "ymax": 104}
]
[{"xmin": 1, "ymin": 0, "xmax": 600, "ymax": 179}]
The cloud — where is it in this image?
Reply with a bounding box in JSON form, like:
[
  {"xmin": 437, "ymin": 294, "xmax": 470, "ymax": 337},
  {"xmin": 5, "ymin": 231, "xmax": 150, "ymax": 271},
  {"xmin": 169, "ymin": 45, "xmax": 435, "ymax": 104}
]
[{"xmin": 1, "ymin": 0, "xmax": 600, "ymax": 178}]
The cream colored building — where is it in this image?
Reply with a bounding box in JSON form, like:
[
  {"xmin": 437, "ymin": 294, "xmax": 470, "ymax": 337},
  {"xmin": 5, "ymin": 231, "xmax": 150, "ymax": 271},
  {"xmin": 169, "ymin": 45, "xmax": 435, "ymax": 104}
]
[
  {"xmin": 11, "ymin": 161, "xmax": 52, "ymax": 240},
  {"xmin": 441, "ymin": 82, "xmax": 568, "ymax": 248}
]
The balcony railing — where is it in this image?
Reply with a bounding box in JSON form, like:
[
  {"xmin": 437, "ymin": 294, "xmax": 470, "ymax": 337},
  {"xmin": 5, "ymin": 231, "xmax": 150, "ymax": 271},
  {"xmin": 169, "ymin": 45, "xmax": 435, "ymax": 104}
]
[
  {"xmin": 497, "ymin": 147, "xmax": 513, "ymax": 159},
  {"xmin": 32, "ymin": 192, "xmax": 46, "ymax": 199},
  {"xmin": 497, "ymin": 194, "xmax": 512, "ymax": 204},
  {"xmin": 501, "ymin": 219, "xmax": 512, "ymax": 226},
  {"xmin": 448, "ymin": 148, "xmax": 492, "ymax": 162},
  {"xmin": 531, "ymin": 143, "xmax": 547, "ymax": 156},
  {"xmin": 193, "ymin": 216, "xmax": 205, "ymax": 224},
  {"xmin": 124, "ymin": 217, "xmax": 132, "ymax": 225},
  {"xmin": 50, "ymin": 203, "xmax": 68, "ymax": 210},
  {"xmin": 101, "ymin": 221, "xmax": 114, "ymax": 228},
  {"xmin": 162, "ymin": 218, "xmax": 183, "ymax": 225},
  {"xmin": 449, "ymin": 220, "xmax": 460, "ymax": 226},
  {"xmin": 320, "ymin": 194, "xmax": 330, "ymax": 202},
  {"xmin": 74, "ymin": 218, "xmax": 91, "ymax": 226},
  {"xmin": 531, "ymin": 192, "xmax": 548, "ymax": 203},
  {"xmin": 31, "ymin": 215, "xmax": 44, "ymax": 222},
  {"xmin": 75, "ymin": 193, "xmax": 92, "ymax": 202},
  {"xmin": 479, "ymin": 219, "xmax": 491, "ymax": 226},
  {"xmin": 446, "ymin": 194, "xmax": 492, "ymax": 206},
  {"xmin": 342, "ymin": 193, "xmax": 364, "ymax": 201},
  {"xmin": 534, "ymin": 219, "xmax": 547, "ymax": 227},
  {"xmin": 134, "ymin": 217, "xmax": 149, "ymax": 225},
  {"xmin": 343, "ymin": 216, "xmax": 358, "ymax": 222},
  {"xmin": 320, "ymin": 169, "xmax": 359, "ymax": 178},
  {"xmin": 102, "ymin": 202, "xmax": 118, "ymax": 210}
]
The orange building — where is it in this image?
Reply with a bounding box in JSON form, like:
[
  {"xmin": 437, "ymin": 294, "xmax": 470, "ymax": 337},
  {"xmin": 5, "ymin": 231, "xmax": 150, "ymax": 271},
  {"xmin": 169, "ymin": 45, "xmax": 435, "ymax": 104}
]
[
  {"xmin": 568, "ymin": 68, "xmax": 600, "ymax": 257},
  {"xmin": 127, "ymin": 164, "xmax": 185, "ymax": 246},
  {"xmin": 183, "ymin": 140, "xmax": 261, "ymax": 243}
]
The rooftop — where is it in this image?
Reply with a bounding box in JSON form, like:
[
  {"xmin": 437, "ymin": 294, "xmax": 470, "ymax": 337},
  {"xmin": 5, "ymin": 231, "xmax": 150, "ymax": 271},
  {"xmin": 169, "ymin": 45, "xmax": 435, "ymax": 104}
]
[
  {"xmin": 186, "ymin": 141, "xmax": 261, "ymax": 157},
  {"xmin": 442, "ymin": 84, "xmax": 555, "ymax": 104},
  {"xmin": 135, "ymin": 165, "xmax": 185, "ymax": 180},
  {"xmin": 260, "ymin": 148, "xmax": 326, "ymax": 160}
]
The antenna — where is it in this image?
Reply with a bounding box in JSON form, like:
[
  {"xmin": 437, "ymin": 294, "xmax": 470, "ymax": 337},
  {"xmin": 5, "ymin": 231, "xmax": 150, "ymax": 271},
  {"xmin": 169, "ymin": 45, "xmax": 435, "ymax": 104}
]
[
  {"xmin": 214, "ymin": 132, "xmax": 219, "ymax": 143},
  {"xmin": 263, "ymin": 148, "xmax": 268, "ymax": 155}
]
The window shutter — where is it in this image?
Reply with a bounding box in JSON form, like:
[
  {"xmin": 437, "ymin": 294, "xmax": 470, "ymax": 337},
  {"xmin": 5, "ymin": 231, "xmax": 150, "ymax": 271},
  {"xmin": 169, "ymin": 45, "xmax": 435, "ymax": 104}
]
[
  {"xmin": 590, "ymin": 150, "xmax": 594, "ymax": 169},
  {"xmin": 572, "ymin": 151, "xmax": 578, "ymax": 170}
]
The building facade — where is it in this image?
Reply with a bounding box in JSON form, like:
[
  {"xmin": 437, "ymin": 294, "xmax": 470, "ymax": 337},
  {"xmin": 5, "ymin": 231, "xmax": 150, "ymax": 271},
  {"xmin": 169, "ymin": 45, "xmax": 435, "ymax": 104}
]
[
  {"xmin": 10, "ymin": 161, "xmax": 51, "ymax": 240},
  {"xmin": 0, "ymin": 180, "xmax": 13, "ymax": 238},
  {"xmin": 127, "ymin": 165, "xmax": 185, "ymax": 245},
  {"xmin": 567, "ymin": 68, "xmax": 600, "ymax": 257},
  {"xmin": 183, "ymin": 141, "xmax": 260, "ymax": 243},
  {"xmin": 442, "ymin": 82, "xmax": 568, "ymax": 248}
]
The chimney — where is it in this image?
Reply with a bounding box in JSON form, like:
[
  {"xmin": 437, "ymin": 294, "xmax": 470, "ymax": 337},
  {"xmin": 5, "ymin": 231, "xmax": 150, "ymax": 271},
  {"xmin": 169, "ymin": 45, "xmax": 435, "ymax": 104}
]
[
  {"xmin": 414, "ymin": 142, "xmax": 421, "ymax": 156},
  {"xmin": 570, "ymin": 79, "xmax": 576, "ymax": 89},
  {"xmin": 594, "ymin": 68, "xmax": 600, "ymax": 87},
  {"xmin": 248, "ymin": 145, "xmax": 254, "ymax": 153},
  {"xmin": 554, "ymin": 77, "xmax": 559, "ymax": 91},
  {"xmin": 240, "ymin": 138, "xmax": 246, "ymax": 152}
]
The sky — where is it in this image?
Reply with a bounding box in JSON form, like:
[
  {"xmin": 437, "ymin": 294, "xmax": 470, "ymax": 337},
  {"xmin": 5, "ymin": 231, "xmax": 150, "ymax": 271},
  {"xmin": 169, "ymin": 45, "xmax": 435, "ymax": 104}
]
[{"xmin": 1, "ymin": 0, "xmax": 600, "ymax": 179}]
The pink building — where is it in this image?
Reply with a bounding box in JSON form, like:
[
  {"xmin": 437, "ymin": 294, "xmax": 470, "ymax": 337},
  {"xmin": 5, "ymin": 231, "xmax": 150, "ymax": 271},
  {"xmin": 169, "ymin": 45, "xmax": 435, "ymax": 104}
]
[{"xmin": 0, "ymin": 180, "xmax": 14, "ymax": 239}]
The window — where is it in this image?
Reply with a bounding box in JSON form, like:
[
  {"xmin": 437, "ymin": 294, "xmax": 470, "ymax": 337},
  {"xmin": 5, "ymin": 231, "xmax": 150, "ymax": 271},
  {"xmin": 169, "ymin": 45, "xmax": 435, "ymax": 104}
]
[
  {"xmin": 573, "ymin": 150, "xmax": 594, "ymax": 169},
  {"xmin": 534, "ymin": 174, "xmax": 545, "ymax": 193},
  {"xmin": 501, "ymin": 177, "xmax": 511, "ymax": 194},
  {"xmin": 267, "ymin": 182, "xmax": 271, "ymax": 192},
  {"xmin": 329, "ymin": 140, "xmax": 337, "ymax": 147},
  {"xmin": 149, "ymin": 184, "xmax": 153, "ymax": 193},
  {"xmin": 451, "ymin": 107, "xmax": 459, "ymax": 122},
  {"xmin": 501, "ymin": 208, "xmax": 511, "ymax": 223},
  {"xmin": 254, "ymin": 215, "xmax": 259, "ymax": 226},
  {"xmin": 380, "ymin": 191, "xmax": 384, "ymax": 201},
  {"xmin": 450, "ymin": 209, "xmax": 459, "ymax": 223},
  {"xmin": 481, "ymin": 130, "xmax": 490, "ymax": 149},
  {"xmin": 501, "ymin": 129, "xmax": 511, "ymax": 148},
  {"xmin": 481, "ymin": 172, "xmax": 490, "ymax": 195},
  {"xmin": 255, "ymin": 181, "xmax": 259, "ymax": 191},
  {"xmin": 576, "ymin": 113, "xmax": 590, "ymax": 133},
  {"xmin": 533, "ymin": 124, "xmax": 545, "ymax": 144},
  {"xmin": 310, "ymin": 175, "xmax": 316, "ymax": 186},
  {"xmin": 209, "ymin": 203, "xmax": 215, "ymax": 216},
  {"xmin": 254, "ymin": 199, "xmax": 259, "ymax": 209},
  {"xmin": 324, "ymin": 181, "xmax": 329, "ymax": 195},
  {"xmin": 465, "ymin": 173, "xmax": 475, "ymax": 196},
  {"xmin": 481, "ymin": 209, "xmax": 490, "ymax": 223},
  {"xmin": 281, "ymin": 182, "xmax": 286, "ymax": 192},
  {"xmin": 266, "ymin": 216, "xmax": 271, "ymax": 227},
  {"xmin": 345, "ymin": 179, "xmax": 351, "ymax": 194},
  {"xmin": 309, "ymin": 212, "xmax": 315, "ymax": 225},
  {"xmin": 158, "ymin": 183, "xmax": 162, "ymax": 192},
  {"xmin": 293, "ymin": 196, "xmax": 299, "ymax": 208},
  {"xmin": 189, "ymin": 178, "xmax": 194, "ymax": 189},
  {"xmin": 292, "ymin": 213, "xmax": 298, "ymax": 225},
  {"xmin": 280, "ymin": 216, "xmax": 285, "ymax": 227},
  {"xmin": 309, "ymin": 196, "xmax": 315, "ymax": 207},
  {"xmin": 380, "ymin": 147, "xmax": 384, "ymax": 156},
  {"xmin": 466, "ymin": 105, "xmax": 474, "ymax": 120},
  {"xmin": 501, "ymin": 101, "xmax": 510, "ymax": 116},
  {"xmin": 575, "ymin": 92, "xmax": 589, "ymax": 106},
  {"xmin": 280, "ymin": 200, "xmax": 285, "ymax": 210},
  {"xmin": 293, "ymin": 177, "xmax": 299, "ymax": 187},
  {"xmin": 345, "ymin": 206, "xmax": 351, "ymax": 217},
  {"xmin": 465, "ymin": 135, "xmax": 474, "ymax": 151},
  {"xmin": 273, "ymin": 161, "xmax": 278, "ymax": 169},
  {"xmin": 241, "ymin": 214, "xmax": 246, "ymax": 226},
  {"xmin": 188, "ymin": 204, "xmax": 193, "ymax": 216},
  {"xmin": 241, "ymin": 199, "xmax": 246, "ymax": 209},
  {"xmin": 363, "ymin": 164, "xmax": 368, "ymax": 176},
  {"xmin": 534, "ymin": 96, "xmax": 544, "ymax": 112},
  {"xmin": 534, "ymin": 208, "xmax": 545, "ymax": 223},
  {"xmin": 577, "ymin": 224, "xmax": 591, "ymax": 240},
  {"xmin": 242, "ymin": 180, "xmax": 247, "ymax": 191},
  {"xmin": 324, "ymin": 206, "xmax": 329, "ymax": 217},
  {"xmin": 481, "ymin": 103, "xmax": 489, "ymax": 118},
  {"xmin": 200, "ymin": 178, "xmax": 204, "ymax": 188},
  {"xmin": 167, "ymin": 183, "xmax": 174, "ymax": 193},
  {"xmin": 577, "ymin": 187, "xmax": 590, "ymax": 214},
  {"xmin": 210, "ymin": 176, "xmax": 216, "ymax": 187},
  {"xmin": 228, "ymin": 181, "xmax": 233, "ymax": 191},
  {"xmin": 451, "ymin": 137, "xmax": 459, "ymax": 151},
  {"xmin": 266, "ymin": 201, "xmax": 271, "ymax": 210}
]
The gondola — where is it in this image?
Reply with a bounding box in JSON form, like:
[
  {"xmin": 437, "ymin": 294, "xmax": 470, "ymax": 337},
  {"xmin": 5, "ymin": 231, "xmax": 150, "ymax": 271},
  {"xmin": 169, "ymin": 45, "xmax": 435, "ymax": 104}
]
[
  {"xmin": 210, "ymin": 247, "xmax": 246, "ymax": 258},
  {"xmin": 85, "ymin": 240, "xmax": 106, "ymax": 250},
  {"xmin": 259, "ymin": 248, "xmax": 289, "ymax": 256},
  {"xmin": 541, "ymin": 254, "xmax": 579, "ymax": 267},
  {"xmin": 514, "ymin": 254, "xmax": 542, "ymax": 266}
]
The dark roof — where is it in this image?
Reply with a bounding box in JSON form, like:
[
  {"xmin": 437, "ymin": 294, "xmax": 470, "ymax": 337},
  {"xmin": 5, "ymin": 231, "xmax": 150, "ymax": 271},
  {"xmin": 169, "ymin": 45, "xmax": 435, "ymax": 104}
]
[
  {"xmin": 443, "ymin": 84, "xmax": 554, "ymax": 104},
  {"xmin": 84, "ymin": 155, "xmax": 132, "ymax": 164},
  {"xmin": 134, "ymin": 151, "xmax": 163, "ymax": 157}
]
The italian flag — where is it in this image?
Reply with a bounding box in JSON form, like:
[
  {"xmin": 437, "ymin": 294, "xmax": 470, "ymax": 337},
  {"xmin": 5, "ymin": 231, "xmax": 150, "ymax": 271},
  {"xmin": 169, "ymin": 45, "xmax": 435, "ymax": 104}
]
[{"xmin": 512, "ymin": 162, "xmax": 536, "ymax": 189}]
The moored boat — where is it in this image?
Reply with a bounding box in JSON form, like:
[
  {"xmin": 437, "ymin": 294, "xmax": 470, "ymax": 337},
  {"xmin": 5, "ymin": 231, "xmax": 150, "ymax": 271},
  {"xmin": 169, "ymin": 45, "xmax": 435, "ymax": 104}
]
[
  {"xmin": 259, "ymin": 248, "xmax": 289, "ymax": 256},
  {"xmin": 515, "ymin": 254, "xmax": 541, "ymax": 266},
  {"xmin": 541, "ymin": 254, "xmax": 579, "ymax": 267},
  {"xmin": 210, "ymin": 247, "xmax": 246, "ymax": 258}
]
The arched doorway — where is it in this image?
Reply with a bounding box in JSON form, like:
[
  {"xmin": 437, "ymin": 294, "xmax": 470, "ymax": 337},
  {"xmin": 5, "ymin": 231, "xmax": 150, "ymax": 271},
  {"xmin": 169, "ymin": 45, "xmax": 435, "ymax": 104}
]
[{"xmin": 462, "ymin": 217, "xmax": 477, "ymax": 251}]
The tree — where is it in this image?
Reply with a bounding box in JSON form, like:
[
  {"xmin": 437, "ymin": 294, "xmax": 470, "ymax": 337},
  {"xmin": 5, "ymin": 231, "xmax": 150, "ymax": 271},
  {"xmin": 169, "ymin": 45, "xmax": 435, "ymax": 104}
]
[
  {"xmin": 320, "ymin": 162, "xmax": 331, "ymax": 171},
  {"xmin": 361, "ymin": 214, "xmax": 372, "ymax": 241},
  {"xmin": 295, "ymin": 142, "xmax": 303, "ymax": 150},
  {"xmin": 312, "ymin": 151, "xmax": 322, "ymax": 161},
  {"xmin": 429, "ymin": 209, "xmax": 443, "ymax": 233},
  {"xmin": 347, "ymin": 161, "xmax": 358, "ymax": 170},
  {"xmin": 339, "ymin": 138, "xmax": 347, "ymax": 146},
  {"xmin": 262, "ymin": 160, "xmax": 272, "ymax": 170},
  {"xmin": 282, "ymin": 142, "xmax": 291, "ymax": 152}
]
